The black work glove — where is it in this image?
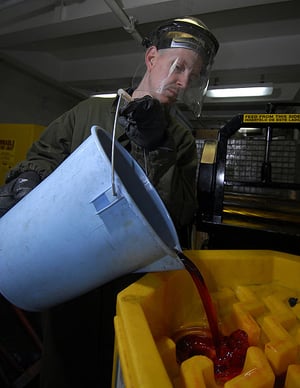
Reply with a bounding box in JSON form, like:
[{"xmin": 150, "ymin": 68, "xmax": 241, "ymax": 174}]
[
  {"xmin": 0, "ymin": 171, "xmax": 41, "ymax": 217},
  {"xmin": 118, "ymin": 95, "xmax": 168, "ymax": 150}
]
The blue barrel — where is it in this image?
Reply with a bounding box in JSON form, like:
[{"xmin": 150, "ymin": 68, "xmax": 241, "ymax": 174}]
[{"xmin": 0, "ymin": 126, "xmax": 182, "ymax": 311}]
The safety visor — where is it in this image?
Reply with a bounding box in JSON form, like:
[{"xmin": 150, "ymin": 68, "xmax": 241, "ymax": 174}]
[
  {"xmin": 143, "ymin": 17, "xmax": 219, "ymax": 116},
  {"xmin": 155, "ymin": 51, "xmax": 211, "ymax": 117}
]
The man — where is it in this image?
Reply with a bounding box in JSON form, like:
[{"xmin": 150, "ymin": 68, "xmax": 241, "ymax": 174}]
[{"xmin": 0, "ymin": 16, "xmax": 218, "ymax": 387}]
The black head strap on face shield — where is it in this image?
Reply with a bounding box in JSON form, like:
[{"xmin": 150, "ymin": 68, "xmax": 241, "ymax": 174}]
[{"xmin": 142, "ymin": 16, "xmax": 219, "ymax": 65}]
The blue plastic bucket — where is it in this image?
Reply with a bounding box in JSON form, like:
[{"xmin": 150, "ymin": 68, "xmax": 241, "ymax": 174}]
[{"xmin": 0, "ymin": 126, "xmax": 183, "ymax": 311}]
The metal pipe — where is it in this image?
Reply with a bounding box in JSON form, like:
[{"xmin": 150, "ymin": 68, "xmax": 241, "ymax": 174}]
[
  {"xmin": 104, "ymin": 0, "xmax": 143, "ymax": 44},
  {"xmin": 261, "ymin": 103, "xmax": 274, "ymax": 183}
]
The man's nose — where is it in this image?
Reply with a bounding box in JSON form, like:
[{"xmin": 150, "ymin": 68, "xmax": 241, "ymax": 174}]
[{"xmin": 176, "ymin": 73, "xmax": 190, "ymax": 89}]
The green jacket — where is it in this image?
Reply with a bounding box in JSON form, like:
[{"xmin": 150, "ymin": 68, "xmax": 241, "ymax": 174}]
[{"xmin": 8, "ymin": 97, "xmax": 198, "ymax": 230}]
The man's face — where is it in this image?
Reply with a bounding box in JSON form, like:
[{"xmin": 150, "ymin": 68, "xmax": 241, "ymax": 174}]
[{"xmin": 148, "ymin": 47, "xmax": 203, "ymax": 104}]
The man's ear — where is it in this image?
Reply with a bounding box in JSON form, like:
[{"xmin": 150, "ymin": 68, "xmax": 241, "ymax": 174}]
[{"xmin": 145, "ymin": 46, "xmax": 158, "ymax": 70}]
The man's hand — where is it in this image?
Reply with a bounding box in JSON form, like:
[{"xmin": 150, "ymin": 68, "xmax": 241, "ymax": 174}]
[
  {"xmin": 0, "ymin": 171, "xmax": 41, "ymax": 217},
  {"xmin": 118, "ymin": 95, "xmax": 167, "ymax": 150}
]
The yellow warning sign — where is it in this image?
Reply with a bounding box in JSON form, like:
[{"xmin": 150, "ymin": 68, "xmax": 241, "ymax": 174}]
[
  {"xmin": 0, "ymin": 139, "xmax": 16, "ymax": 184},
  {"xmin": 0, "ymin": 139, "xmax": 15, "ymax": 151},
  {"xmin": 0, "ymin": 139, "xmax": 15, "ymax": 166},
  {"xmin": 0, "ymin": 124, "xmax": 44, "ymax": 184},
  {"xmin": 243, "ymin": 114, "xmax": 300, "ymax": 123}
]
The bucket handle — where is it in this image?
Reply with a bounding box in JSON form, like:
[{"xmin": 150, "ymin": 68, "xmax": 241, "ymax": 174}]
[{"xmin": 111, "ymin": 89, "xmax": 132, "ymax": 196}]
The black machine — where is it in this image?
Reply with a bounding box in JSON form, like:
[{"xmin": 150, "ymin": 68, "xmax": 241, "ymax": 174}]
[{"xmin": 196, "ymin": 103, "xmax": 300, "ymax": 255}]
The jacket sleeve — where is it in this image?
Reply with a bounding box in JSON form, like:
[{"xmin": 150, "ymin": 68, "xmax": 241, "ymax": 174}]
[
  {"xmin": 6, "ymin": 109, "xmax": 76, "ymax": 182},
  {"xmin": 6, "ymin": 98, "xmax": 115, "ymax": 183}
]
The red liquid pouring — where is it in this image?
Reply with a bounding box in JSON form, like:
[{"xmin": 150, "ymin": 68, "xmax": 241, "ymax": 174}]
[
  {"xmin": 176, "ymin": 250, "xmax": 220, "ymax": 350},
  {"xmin": 175, "ymin": 250, "xmax": 249, "ymax": 383}
]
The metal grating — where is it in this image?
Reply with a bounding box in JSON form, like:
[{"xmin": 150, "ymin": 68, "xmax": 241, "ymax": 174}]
[{"xmin": 196, "ymin": 138, "xmax": 300, "ymax": 198}]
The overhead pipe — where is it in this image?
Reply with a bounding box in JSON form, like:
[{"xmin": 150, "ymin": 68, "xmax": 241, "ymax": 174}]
[{"xmin": 104, "ymin": 0, "xmax": 143, "ymax": 44}]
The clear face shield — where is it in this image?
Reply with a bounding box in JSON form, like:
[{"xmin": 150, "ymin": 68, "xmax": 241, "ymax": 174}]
[
  {"xmin": 131, "ymin": 47, "xmax": 213, "ymax": 117},
  {"xmin": 136, "ymin": 18, "xmax": 219, "ymax": 117},
  {"xmin": 155, "ymin": 47, "xmax": 214, "ymax": 117},
  {"xmin": 181, "ymin": 75, "xmax": 210, "ymax": 118}
]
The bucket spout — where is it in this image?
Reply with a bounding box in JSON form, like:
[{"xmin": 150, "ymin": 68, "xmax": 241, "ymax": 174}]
[
  {"xmin": 137, "ymin": 253, "xmax": 184, "ymax": 272},
  {"xmin": 0, "ymin": 126, "xmax": 182, "ymax": 311}
]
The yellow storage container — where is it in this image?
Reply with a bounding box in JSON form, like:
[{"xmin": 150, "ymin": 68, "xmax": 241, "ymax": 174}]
[
  {"xmin": 113, "ymin": 250, "xmax": 300, "ymax": 388},
  {"xmin": 0, "ymin": 123, "xmax": 44, "ymax": 184}
]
